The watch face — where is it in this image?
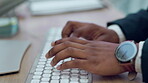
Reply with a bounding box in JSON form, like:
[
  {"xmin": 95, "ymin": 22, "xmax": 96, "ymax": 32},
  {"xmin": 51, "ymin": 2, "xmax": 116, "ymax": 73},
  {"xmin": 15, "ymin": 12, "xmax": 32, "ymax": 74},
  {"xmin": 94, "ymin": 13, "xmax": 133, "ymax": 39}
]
[{"xmin": 115, "ymin": 41, "xmax": 137, "ymax": 62}]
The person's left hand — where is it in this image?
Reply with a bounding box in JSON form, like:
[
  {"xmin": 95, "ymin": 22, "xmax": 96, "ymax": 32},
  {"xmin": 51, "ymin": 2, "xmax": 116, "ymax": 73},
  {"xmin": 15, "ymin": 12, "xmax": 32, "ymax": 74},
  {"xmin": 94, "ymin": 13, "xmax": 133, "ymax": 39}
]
[{"xmin": 46, "ymin": 37, "xmax": 127, "ymax": 76}]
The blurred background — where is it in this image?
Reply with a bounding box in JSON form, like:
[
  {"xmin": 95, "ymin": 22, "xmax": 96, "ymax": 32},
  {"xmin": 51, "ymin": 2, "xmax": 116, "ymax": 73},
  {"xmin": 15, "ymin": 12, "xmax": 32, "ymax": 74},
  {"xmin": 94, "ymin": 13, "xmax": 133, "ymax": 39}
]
[
  {"xmin": 0, "ymin": 0, "xmax": 147, "ymax": 38},
  {"xmin": 110, "ymin": 0, "xmax": 148, "ymax": 15}
]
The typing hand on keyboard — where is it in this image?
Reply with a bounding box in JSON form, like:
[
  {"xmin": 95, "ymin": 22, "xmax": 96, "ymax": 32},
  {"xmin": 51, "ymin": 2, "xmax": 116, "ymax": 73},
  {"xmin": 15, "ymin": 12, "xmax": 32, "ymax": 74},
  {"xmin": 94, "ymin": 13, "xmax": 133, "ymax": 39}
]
[
  {"xmin": 29, "ymin": 28, "xmax": 92, "ymax": 83},
  {"xmin": 46, "ymin": 22, "xmax": 126, "ymax": 78}
]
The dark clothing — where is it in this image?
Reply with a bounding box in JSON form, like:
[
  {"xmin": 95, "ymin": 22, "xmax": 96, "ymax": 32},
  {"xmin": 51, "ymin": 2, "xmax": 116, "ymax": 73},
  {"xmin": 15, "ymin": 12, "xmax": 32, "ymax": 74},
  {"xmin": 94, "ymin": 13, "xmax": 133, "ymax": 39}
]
[{"xmin": 108, "ymin": 10, "xmax": 148, "ymax": 82}]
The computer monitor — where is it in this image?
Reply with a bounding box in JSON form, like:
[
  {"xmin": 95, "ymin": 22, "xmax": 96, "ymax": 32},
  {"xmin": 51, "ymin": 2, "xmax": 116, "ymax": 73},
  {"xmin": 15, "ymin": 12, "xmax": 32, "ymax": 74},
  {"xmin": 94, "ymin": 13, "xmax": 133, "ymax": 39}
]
[{"xmin": 0, "ymin": 0, "xmax": 26, "ymax": 16}]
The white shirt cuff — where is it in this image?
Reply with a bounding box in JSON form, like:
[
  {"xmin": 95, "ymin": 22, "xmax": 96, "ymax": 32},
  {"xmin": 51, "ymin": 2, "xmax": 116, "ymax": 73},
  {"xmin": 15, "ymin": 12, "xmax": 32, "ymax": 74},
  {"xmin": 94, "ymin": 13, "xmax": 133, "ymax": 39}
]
[
  {"xmin": 135, "ymin": 41, "xmax": 145, "ymax": 73},
  {"xmin": 108, "ymin": 25, "xmax": 126, "ymax": 43}
]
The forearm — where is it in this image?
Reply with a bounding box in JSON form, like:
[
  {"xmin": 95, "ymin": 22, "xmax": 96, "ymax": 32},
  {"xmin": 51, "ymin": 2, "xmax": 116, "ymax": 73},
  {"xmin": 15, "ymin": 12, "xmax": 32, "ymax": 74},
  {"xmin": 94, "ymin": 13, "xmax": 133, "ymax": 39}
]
[
  {"xmin": 108, "ymin": 10, "xmax": 148, "ymax": 42},
  {"xmin": 108, "ymin": 24, "xmax": 148, "ymax": 82}
]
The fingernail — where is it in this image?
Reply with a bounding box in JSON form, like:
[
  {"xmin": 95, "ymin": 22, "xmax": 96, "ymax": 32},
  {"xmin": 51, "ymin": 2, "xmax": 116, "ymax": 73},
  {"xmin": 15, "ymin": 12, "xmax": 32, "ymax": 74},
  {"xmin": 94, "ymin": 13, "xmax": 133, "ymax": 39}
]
[{"xmin": 56, "ymin": 65, "xmax": 61, "ymax": 70}]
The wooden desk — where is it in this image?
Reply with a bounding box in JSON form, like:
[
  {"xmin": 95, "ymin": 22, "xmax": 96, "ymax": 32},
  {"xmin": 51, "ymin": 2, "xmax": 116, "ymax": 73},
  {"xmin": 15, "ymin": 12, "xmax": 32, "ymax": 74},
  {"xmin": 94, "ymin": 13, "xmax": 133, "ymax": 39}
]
[{"xmin": 0, "ymin": 1, "xmax": 142, "ymax": 83}]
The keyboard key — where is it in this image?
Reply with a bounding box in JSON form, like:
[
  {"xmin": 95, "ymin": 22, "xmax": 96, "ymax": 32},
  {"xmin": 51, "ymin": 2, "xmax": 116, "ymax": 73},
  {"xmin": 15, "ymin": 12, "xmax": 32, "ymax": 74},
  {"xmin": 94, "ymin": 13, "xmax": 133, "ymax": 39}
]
[
  {"xmin": 61, "ymin": 75, "xmax": 70, "ymax": 79},
  {"xmin": 71, "ymin": 69, "xmax": 79, "ymax": 74},
  {"xmin": 70, "ymin": 77, "xmax": 79, "ymax": 81},
  {"xmin": 36, "ymin": 68, "xmax": 44, "ymax": 72},
  {"xmin": 60, "ymin": 79, "xmax": 69, "ymax": 83},
  {"xmin": 39, "ymin": 58, "xmax": 47, "ymax": 62},
  {"xmin": 43, "ymin": 70, "xmax": 52, "ymax": 74},
  {"xmin": 61, "ymin": 71, "xmax": 70, "ymax": 75},
  {"xmin": 51, "ymin": 76, "xmax": 60, "ymax": 80},
  {"xmin": 80, "ymin": 79, "xmax": 89, "ymax": 82},
  {"xmin": 47, "ymin": 60, "xmax": 52, "ymax": 64},
  {"xmin": 42, "ymin": 74, "xmax": 51, "ymax": 78},
  {"xmin": 80, "ymin": 70, "xmax": 88, "ymax": 75},
  {"xmin": 37, "ymin": 65, "xmax": 44, "ymax": 68},
  {"xmin": 80, "ymin": 75, "xmax": 88, "ymax": 79},
  {"xmin": 64, "ymin": 58, "xmax": 72, "ymax": 62},
  {"xmin": 71, "ymin": 74, "xmax": 79, "ymax": 77},
  {"xmin": 33, "ymin": 76, "xmax": 41, "ymax": 79},
  {"xmin": 62, "ymin": 69, "xmax": 70, "ymax": 72},
  {"xmin": 50, "ymin": 80, "xmax": 59, "ymax": 83},
  {"xmin": 52, "ymin": 72, "xmax": 60, "ymax": 75},
  {"xmin": 41, "ymin": 78, "xmax": 50, "ymax": 82},
  {"xmin": 31, "ymin": 79, "xmax": 40, "ymax": 83},
  {"xmin": 45, "ymin": 66, "xmax": 52, "ymax": 70},
  {"xmin": 38, "ymin": 62, "xmax": 46, "ymax": 65},
  {"xmin": 34, "ymin": 72, "xmax": 42, "ymax": 75}
]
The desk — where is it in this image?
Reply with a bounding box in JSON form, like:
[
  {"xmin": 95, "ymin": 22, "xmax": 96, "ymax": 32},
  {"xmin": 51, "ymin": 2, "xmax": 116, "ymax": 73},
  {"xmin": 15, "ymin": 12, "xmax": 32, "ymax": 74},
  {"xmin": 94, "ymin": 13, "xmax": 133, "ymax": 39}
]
[{"xmin": 0, "ymin": 1, "xmax": 142, "ymax": 83}]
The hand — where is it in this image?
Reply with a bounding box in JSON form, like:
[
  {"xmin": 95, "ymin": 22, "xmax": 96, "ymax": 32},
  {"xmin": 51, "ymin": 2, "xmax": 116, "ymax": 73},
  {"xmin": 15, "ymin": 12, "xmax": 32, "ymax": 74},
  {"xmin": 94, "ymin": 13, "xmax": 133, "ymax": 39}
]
[
  {"xmin": 62, "ymin": 21, "xmax": 119, "ymax": 43},
  {"xmin": 46, "ymin": 37, "xmax": 127, "ymax": 76}
]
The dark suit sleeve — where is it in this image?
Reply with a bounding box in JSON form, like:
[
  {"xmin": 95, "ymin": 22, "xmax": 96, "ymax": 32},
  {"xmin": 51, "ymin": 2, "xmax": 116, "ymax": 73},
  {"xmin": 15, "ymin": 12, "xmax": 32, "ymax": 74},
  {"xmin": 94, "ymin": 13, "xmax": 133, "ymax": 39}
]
[
  {"xmin": 107, "ymin": 10, "xmax": 148, "ymax": 82},
  {"xmin": 142, "ymin": 39, "xmax": 148, "ymax": 83},
  {"xmin": 108, "ymin": 10, "xmax": 148, "ymax": 42}
]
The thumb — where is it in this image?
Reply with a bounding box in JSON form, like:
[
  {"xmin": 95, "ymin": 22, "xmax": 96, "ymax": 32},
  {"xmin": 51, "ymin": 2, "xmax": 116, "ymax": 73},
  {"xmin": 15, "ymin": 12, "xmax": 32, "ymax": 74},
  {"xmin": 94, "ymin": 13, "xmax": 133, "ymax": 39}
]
[{"xmin": 70, "ymin": 29, "xmax": 81, "ymax": 38}]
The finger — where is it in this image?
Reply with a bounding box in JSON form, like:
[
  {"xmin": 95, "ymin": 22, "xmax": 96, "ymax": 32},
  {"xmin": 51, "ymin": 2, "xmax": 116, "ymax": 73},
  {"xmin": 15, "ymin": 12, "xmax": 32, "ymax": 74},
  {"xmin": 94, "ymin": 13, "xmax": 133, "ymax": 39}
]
[
  {"xmin": 46, "ymin": 41, "xmax": 87, "ymax": 58},
  {"xmin": 96, "ymin": 35, "xmax": 106, "ymax": 41},
  {"xmin": 70, "ymin": 28, "xmax": 84, "ymax": 38},
  {"xmin": 51, "ymin": 47, "xmax": 87, "ymax": 66},
  {"xmin": 56, "ymin": 59, "xmax": 88, "ymax": 70},
  {"xmin": 62, "ymin": 21, "xmax": 86, "ymax": 38},
  {"xmin": 51, "ymin": 42, "xmax": 55, "ymax": 46},
  {"xmin": 62, "ymin": 21, "xmax": 74, "ymax": 38},
  {"xmin": 54, "ymin": 37, "xmax": 90, "ymax": 45}
]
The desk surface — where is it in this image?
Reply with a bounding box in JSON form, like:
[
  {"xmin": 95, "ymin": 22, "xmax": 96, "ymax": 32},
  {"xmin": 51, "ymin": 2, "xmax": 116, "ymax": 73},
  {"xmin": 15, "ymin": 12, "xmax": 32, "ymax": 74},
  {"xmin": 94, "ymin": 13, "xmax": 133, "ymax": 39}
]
[{"xmin": 0, "ymin": 1, "xmax": 142, "ymax": 83}]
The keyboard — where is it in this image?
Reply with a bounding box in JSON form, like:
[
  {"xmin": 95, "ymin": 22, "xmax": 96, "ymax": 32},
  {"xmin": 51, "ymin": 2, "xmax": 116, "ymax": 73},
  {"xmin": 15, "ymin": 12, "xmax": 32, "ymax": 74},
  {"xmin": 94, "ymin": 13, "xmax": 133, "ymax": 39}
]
[
  {"xmin": 26, "ymin": 28, "xmax": 92, "ymax": 83},
  {"xmin": 29, "ymin": 0, "xmax": 104, "ymax": 15}
]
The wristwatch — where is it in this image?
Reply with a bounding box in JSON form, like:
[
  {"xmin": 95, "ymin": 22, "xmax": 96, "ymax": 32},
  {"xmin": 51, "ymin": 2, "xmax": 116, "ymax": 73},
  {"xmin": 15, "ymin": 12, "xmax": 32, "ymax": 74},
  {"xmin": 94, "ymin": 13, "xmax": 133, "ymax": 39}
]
[{"xmin": 115, "ymin": 41, "xmax": 138, "ymax": 80}]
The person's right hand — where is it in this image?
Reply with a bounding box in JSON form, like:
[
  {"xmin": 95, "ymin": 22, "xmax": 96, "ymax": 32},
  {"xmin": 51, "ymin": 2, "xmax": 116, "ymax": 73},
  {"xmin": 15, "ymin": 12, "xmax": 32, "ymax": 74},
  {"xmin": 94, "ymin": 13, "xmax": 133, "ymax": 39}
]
[
  {"xmin": 46, "ymin": 37, "xmax": 127, "ymax": 76},
  {"xmin": 62, "ymin": 21, "xmax": 119, "ymax": 43}
]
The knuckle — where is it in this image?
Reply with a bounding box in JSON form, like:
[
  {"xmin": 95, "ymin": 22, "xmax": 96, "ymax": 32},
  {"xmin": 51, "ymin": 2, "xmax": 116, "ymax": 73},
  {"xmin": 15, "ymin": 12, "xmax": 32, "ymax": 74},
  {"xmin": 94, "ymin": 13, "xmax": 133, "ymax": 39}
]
[
  {"xmin": 50, "ymin": 47, "xmax": 55, "ymax": 54},
  {"xmin": 69, "ymin": 37, "xmax": 75, "ymax": 41},
  {"xmin": 73, "ymin": 60, "xmax": 80, "ymax": 66},
  {"xmin": 63, "ymin": 41, "xmax": 71, "ymax": 47},
  {"xmin": 61, "ymin": 61, "xmax": 69, "ymax": 69},
  {"xmin": 55, "ymin": 39, "xmax": 62, "ymax": 44},
  {"xmin": 66, "ymin": 47, "xmax": 74, "ymax": 53}
]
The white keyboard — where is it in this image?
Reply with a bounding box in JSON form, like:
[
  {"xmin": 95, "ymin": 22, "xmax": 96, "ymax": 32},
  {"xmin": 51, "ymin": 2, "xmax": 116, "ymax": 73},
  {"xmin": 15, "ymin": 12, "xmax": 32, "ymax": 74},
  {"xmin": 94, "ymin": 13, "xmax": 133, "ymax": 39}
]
[{"xmin": 26, "ymin": 28, "xmax": 92, "ymax": 83}]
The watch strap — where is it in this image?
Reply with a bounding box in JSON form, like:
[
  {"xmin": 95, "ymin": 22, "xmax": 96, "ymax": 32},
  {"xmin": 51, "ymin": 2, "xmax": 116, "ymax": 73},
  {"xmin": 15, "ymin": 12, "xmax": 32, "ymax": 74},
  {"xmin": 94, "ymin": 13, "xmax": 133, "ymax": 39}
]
[{"xmin": 121, "ymin": 63, "xmax": 135, "ymax": 72}]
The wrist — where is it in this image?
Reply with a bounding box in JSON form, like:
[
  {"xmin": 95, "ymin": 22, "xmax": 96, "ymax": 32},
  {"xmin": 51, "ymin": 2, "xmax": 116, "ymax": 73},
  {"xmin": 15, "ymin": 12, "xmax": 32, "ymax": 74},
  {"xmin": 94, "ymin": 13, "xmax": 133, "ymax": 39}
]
[
  {"xmin": 108, "ymin": 25, "xmax": 126, "ymax": 43},
  {"xmin": 115, "ymin": 41, "xmax": 138, "ymax": 80}
]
